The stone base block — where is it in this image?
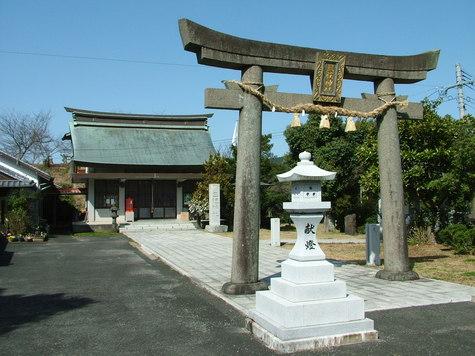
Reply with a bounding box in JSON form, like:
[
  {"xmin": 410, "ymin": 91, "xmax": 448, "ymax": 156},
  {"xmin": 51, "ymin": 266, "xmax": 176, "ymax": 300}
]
[
  {"xmin": 255, "ymin": 292, "xmax": 364, "ymax": 328},
  {"xmin": 375, "ymin": 269, "xmax": 419, "ymax": 281},
  {"xmin": 178, "ymin": 212, "xmax": 189, "ymax": 221},
  {"xmin": 270, "ymin": 278, "xmax": 347, "ymax": 302},
  {"xmin": 205, "ymin": 225, "xmax": 228, "ymax": 233},
  {"xmin": 248, "ymin": 314, "xmax": 377, "ymax": 353},
  {"xmin": 125, "ymin": 211, "xmax": 134, "ymax": 222},
  {"xmin": 281, "ymin": 259, "xmax": 334, "ymax": 284}
]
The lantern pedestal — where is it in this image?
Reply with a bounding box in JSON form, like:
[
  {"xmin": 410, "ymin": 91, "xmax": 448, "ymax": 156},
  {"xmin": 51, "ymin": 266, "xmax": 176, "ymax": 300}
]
[
  {"xmin": 249, "ymin": 151, "xmax": 377, "ymax": 352},
  {"xmin": 288, "ymin": 214, "xmax": 325, "ymax": 261},
  {"xmin": 249, "ymin": 258, "xmax": 377, "ymax": 352}
]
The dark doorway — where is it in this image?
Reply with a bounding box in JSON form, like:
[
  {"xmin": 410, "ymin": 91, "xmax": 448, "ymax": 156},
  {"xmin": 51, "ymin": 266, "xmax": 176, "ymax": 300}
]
[{"xmin": 125, "ymin": 180, "xmax": 176, "ymax": 219}]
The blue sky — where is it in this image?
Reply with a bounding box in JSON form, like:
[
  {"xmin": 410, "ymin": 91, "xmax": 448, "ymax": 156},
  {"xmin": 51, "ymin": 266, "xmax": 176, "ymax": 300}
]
[{"xmin": 1, "ymin": 0, "xmax": 474, "ymax": 158}]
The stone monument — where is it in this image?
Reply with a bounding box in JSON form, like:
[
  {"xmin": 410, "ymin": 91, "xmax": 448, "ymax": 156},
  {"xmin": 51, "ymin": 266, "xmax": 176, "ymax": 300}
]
[
  {"xmin": 366, "ymin": 223, "xmax": 381, "ymax": 266},
  {"xmin": 270, "ymin": 218, "xmax": 280, "ymax": 247},
  {"xmin": 344, "ymin": 214, "xmax": 357, "ymax": 235},
  {"xmin": 249, "ymin": 152, "xmax": 377, "ymax": 352},
  {"xmin": 205, "ymin": 183, "xmax": 228, "ymax": 233}
]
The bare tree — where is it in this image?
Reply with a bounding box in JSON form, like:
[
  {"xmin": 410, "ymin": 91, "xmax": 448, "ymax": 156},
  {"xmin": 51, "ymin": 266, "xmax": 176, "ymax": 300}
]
[{"xmin": 0, "ymin": 110, "xmax": 70, "ymax": 163}]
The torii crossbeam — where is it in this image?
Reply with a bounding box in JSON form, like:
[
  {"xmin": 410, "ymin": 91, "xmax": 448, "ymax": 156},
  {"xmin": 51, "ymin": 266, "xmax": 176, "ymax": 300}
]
[{"xmin": 179, "ymin": 19, "xmax": 439, "ymax": 293}]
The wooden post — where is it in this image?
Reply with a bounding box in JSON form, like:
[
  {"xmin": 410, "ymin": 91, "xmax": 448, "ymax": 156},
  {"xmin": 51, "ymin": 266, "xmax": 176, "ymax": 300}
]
[
  {"xmin": 222, "ymin": 66, "xmax": 267, "ymax": 294},
  {"xmin": 374, "ymin": 78, "xmax": 418, "ymax": 281}
]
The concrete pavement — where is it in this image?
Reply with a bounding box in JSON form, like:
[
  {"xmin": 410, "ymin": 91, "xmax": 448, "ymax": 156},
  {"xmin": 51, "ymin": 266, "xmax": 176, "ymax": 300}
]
[
  {"xmin": 125, "ymin": 230, "xmax": 475, "ymax": 314},
  {"xmin": 1, "ymin": 235, "xmax": 474, "ymax": 355},
  {"xmin": 0, "ymin": 235, "xmax": 272, "ymax": 355}
]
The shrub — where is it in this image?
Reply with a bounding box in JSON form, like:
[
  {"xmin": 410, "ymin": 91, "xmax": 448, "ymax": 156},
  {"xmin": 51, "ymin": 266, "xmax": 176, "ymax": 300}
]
[
  {"xmin": 407, "ymin": 226, "xmax": 434, "ymax": 245},
  {"xmin": 188, "ymin": 198, "xmax": 208, "ymax": 224},
  {"xmin": 436, "ymin": 224, "xmax": 467, "ymax": 245},
  {"xmin": 5, "ymin": 208, "xmax": 29, "ymax": 236},
  {"xmin": 452, "ymin": 228, "xmax": 475, "ymax": 255},
  {"xmin": 437, "ymin": 224, "xmax": 475, "ymax": 254},
  {"xmin": 7, "ymin": 190, "xmax": 37, "ymax": 211}
]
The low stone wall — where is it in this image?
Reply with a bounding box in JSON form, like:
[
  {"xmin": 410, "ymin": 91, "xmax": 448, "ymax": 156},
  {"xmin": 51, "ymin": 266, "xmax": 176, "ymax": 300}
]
[{"xmin": 72, "ymin": 222, "xmax": 114, "ymax": 233}]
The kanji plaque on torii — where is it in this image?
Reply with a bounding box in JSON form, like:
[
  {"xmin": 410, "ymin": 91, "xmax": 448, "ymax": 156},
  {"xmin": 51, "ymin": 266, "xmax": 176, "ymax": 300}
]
[{"xmin": 179, "ymin": 19, "xmax": 439, "ymax": 294}]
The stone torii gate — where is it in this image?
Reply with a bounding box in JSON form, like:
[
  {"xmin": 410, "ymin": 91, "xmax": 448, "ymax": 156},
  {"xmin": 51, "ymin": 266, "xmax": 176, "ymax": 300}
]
[{"xmin": 179, "ymin": 19, "xmax": 439, "ymax": 293}]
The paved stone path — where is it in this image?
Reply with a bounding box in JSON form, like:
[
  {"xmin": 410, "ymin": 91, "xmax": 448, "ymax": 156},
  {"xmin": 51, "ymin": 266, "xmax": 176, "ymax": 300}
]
[{"xmin": 125, "ymin": 230, "xmax": 475, "ymax": 315}]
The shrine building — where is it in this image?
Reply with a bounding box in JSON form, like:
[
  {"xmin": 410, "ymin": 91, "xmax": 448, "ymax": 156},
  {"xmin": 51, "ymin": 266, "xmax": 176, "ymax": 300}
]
[{"xmin": 63, "ymin": 107, "xmax": 215, "ymax": 225}]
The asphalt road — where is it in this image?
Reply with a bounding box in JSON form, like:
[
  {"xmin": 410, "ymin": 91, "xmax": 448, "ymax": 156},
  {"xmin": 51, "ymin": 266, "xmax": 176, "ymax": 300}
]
[{"xmin": 1, "ymin": 235, "xmax": 474, "ymax": 355}]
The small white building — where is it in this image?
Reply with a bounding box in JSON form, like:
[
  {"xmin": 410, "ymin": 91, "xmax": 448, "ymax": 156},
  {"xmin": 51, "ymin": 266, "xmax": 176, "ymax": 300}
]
[
  {"xmin": 0, "ymin": 150, "xmax": 54, "ymax": 226},
  {"xmin": 63, "ymin": 107, "xmax": 215, "ymax": 227}
]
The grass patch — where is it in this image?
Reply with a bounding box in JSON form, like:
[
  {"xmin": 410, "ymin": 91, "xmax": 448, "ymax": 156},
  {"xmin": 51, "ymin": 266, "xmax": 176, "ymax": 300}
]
[
  {"xmin": 74, "ymin": 231, "xmax": 125, "ymax": 238},
  {"xmin": 217, "ymin": 225, "xmax": 473, "ymax": 286},
  {"xmin": 282, "ymin": 242, "xmax": 475, "ymax": 287},
  {"xmin": 217, "ymin": 225, "xmax": 365, "ymax": 240}
]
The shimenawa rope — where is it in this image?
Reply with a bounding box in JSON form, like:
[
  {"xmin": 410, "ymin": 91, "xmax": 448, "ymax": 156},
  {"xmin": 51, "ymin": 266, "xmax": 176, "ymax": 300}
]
[{"xmin": 226, "ymin": 80, "xmax": 407, "ymax": 119}]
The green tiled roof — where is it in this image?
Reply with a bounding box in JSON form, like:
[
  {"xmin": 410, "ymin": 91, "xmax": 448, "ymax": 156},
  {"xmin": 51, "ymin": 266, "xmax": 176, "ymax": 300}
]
[{"xmin": 67, "ymin": 109, "xmax": 215, "ymax": 166}]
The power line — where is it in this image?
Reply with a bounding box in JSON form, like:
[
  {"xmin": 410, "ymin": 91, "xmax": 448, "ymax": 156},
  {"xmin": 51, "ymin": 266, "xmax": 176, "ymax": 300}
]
[
  {"xmin": 0, "ymin": 49, "xmax": 200, "ymax": 68},
  {"xmin": 437, "ymin": 63, "xmax": 473, "ymax": 118}
]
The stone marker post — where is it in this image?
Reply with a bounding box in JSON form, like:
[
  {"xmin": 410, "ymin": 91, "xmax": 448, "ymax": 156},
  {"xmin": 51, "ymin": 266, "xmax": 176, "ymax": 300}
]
[
  {"xmin": 222, "ymin": 66, "xmax": 267, "ymax": 294},
  {"xmin": 375, "ymin": 78, "xmax": 418, "ymax": 281},
  {"xmin": 270, "ymin": 218, "xmax": 280, "ymax": 247},
  {"xmin": 209, "ymin": 183, "xmax": 220, "ymax": 226},
  {"xmin": 365, "ymin": 223, "xmax": 381, "ymax": 266},
  {"xmin": 205, "ymin": 183, "xmax": 228, "ymax": 233},
  {"xmin": 344, "ymin": 214, "xmax": 357, "ymax": 235}
]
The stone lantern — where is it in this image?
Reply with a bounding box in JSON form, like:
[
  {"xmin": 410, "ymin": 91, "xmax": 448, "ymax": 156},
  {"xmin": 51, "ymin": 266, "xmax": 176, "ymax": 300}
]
[
  {"xmin": 249, "ymin": 152, "xmax": 377, "ymax": 352},
  {"xmin": 278, "ymin": 151, "xmax": 335, "ymax": 262},
  {"xmin": 110, "ymin": 205, "xmax": 119, "ymax": 233}
]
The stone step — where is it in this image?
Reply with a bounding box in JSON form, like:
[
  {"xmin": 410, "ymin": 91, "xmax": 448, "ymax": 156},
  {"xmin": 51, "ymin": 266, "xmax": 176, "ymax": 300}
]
[
  {"xmin": 270, "ymin": 278, "xmax": 347, "ymax": 302},
  {"xmin": 250, "ymin": 311, "xmax": 376, "ymax": 342},
  {"xmin": 255, "ymin": 291, "xmax": 365, "ymax": 328},
  {"xmin": 119, "ymin": 223, "xmax": 197, "ymax": 232},
  {"xmin": 281, "ymin": 259, "xmax": 335, "ymax": 284}
]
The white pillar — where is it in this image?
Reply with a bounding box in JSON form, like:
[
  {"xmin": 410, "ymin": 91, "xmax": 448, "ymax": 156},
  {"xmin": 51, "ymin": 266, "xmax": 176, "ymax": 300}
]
[
  {"xmin": 205, "ymin": 183, "xmax": 227, "ymax": 232},
  {"xmin": 365, "ymin": 224, "xmax": 381, "ymax": 266},
  {"xmin": 270, "ymin": 218, "xmax": 280, "ymax": 247},
  {"xmin": 176, "ymin": 185, "xmax": 183, "ymax": 217},
  {"xmin": 209, "ymin": 183, "xmax": 220, "ymax": 227},
  {"xmin": 87, "ymin": 178, "xmax": 95, "ymax": 222},
  {"xmin": 118, "ymin": 183, "xmax": 125, "ymax": 222}
]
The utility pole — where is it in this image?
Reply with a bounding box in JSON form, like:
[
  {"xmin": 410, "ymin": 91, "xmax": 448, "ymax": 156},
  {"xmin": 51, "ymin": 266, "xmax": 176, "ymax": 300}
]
[
  {"xmin": 456, "ymin": 64, "xmax": 466, "ymax": 118},
  {"xmin": 441, "ymin": 63, "xmax": 474, "ymax": 119}
]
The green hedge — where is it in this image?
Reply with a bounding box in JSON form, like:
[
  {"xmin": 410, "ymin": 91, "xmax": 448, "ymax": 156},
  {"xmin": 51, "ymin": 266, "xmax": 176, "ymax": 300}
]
[{"xmin": 437, "ymin": 224, "xmax": 475, "ymax": 254}]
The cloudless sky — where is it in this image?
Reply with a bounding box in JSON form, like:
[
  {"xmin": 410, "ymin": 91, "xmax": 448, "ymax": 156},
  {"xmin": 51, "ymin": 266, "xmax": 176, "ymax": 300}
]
[{"xmin": 1, "ymin": 0, "xmax": 474, "ymax": 158}]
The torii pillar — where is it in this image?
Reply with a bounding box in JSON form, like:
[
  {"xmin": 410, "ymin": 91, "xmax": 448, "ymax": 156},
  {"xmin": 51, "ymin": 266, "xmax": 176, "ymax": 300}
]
[
  {"xmin": 178, "ymin": 19, "xmax": 439, "ymax": 292},
  {"xmin": 223, "ymin": 66, "xmax": 268, "ymax": 293},
  {"xmin": 374, "ymin": 78, "xmax": 418, "ymax": 280}
]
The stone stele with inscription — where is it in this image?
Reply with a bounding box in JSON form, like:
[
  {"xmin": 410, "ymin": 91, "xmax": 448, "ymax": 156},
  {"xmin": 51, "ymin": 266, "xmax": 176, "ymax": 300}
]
[{"xmin": 205, "ymin": 183, "xmax": 228, "ymax": 233}]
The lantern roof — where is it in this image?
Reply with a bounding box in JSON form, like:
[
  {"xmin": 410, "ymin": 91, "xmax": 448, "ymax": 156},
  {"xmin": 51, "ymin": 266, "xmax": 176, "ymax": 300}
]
[{"xmin": 277, "ymin": 152, "xmax": 336, "ymax": 182}]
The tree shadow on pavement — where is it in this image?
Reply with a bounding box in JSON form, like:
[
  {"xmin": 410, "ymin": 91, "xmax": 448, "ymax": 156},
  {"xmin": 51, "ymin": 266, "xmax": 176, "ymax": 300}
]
[
  {"xmin": 409, "ymin": 255, "xmax": 448, "ymax": 269},
  {"xmin": 328, "ymin": 258, "xmax": 367, "ymax": 266},
  {"xmin": 0, "ymin": 251, "xmax": 14, "ymax": 266},
  {"xmin": 261, "ymin": 272, "xmax": 280, "ymax": 285},
  {"xmin": 0, "ymin": 289, "xmax": 95, "ymax": 335},
  {"xmin": 409, "ymin": 255, "xmax": 448, "ymax": 263}
]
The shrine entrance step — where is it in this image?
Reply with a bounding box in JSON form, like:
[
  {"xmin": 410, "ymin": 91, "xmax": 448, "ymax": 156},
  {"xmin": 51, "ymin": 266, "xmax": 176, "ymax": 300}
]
[{"xmin": 119, "ymin": 219, "xmax": 197, "ymax": 232}]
